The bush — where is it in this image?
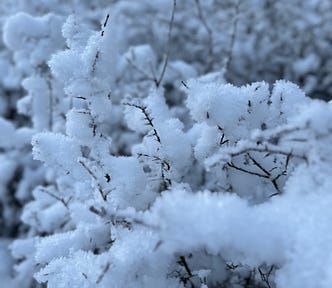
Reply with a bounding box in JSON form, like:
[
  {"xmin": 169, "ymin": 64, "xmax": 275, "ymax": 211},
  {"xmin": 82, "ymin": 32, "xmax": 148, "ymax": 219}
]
[{"xmin": 0, "ymin": 1, "xmax": 332, "ymax": 287}]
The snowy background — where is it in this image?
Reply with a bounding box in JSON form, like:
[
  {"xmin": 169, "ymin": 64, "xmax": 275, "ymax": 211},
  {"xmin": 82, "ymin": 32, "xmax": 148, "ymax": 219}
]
[{"xmin": 0, "ymin": 0, "xmax": 332, "ymax": 287}]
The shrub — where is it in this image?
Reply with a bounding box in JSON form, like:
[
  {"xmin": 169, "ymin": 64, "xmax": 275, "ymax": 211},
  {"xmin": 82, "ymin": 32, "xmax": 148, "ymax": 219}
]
[{"xmin": 0, "ymin": 1, "xmax": 332, "ymax": 287}]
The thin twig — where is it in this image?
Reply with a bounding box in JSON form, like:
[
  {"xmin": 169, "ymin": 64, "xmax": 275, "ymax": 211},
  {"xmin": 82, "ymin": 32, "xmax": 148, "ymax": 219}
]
[
  {"xmin": 179, "ymin": 256, "xmax": 193, "ymax": 278},
  {"xmin": 126, "ymin": 57, "xmax": 158, "ymax": 83},
  {"xmin": 195, "ymin": 0, "xmax": 214, "ymax": 71},
  {"xmin": 217, "ymin": 126, "xmax": 229, "ymax": 146},
  {"xmin": 92, "ymin": 51, "xmax": 100, "ymax": 75},
  {"xmin": 228, "ymin": 162, "xmax": 269, "ymax": 178},
  {"xmin": 39, "ymin": 187, "xmax": 71, "ymax": 208},
  {"xmin": 137, "ymin": 153, "xmax": 172, "ymax": 190},
  {"xmin": 229, "ymin": 153, "xmax": 287, "ymax": 195},
  {"xmin": 156, "ymin": 0, "xmax": 177, "ymax": 87},
  {"xmin": 223, "ymin": 1, "xmax": 240, "ymax": 76},
  {"xmin": 229, "ymin": 145, "xmax": 307, "ymax": 162},
  {"xmin": 96, "ymin": 262, "xmax": 110, "ymax": 284},
  {"xmin": 247, "ymin": 153, "xmax": 271, "ymax": 176},
  {"xmin": 233, "ymin": 153, "xmax": 286, "ymax": 194},
  {"xmin": 89, "ymin": 206, "xmax": 107, "ymax": 217},
  {"xmin": 79, "ymin": 159, "xmax": 107, "ymax": 201},
  {"xmin": 181, "ymin": 80, "xmax": 189, "ymax": 89},
  {"xmin": 226, "ymin": 262, "xmax": 240, "ymax": 270},
  {"xmin": 101, "ymin": 14, "xmax": 110, "ymax": 37},
  {"xmin": 124, "ymin": 103, "xmax": 161, "ymax": 143},
  {"xmin": 258, "ymin": 265, "xmax": 274, "ymax": 288}
]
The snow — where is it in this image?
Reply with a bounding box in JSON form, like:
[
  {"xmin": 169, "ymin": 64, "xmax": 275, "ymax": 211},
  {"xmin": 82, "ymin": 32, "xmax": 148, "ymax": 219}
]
[
  {"xmin": 32, "ymin": 132, "xmax": 84, "ymax": 179},
  {"xmin": 1, "ymin": 1, "xmax": 332, "ymax": 287}
]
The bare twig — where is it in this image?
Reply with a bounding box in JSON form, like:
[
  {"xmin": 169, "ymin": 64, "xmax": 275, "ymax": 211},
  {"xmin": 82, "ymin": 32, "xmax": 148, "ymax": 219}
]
[
  {"xmin": 156, "ymin": 0, "xmax": 177, "ymax": 87},
  {"xmin": 101, "ymin": 14, "xmax": 110, "ymax": 37},
  {"xmin": 228, "ymin": 161, "xmax": 269, "ymax": 178},
  {"xmin": 258, "ymin": 265, "xmax": 274, "ymax": 288},
  {"xmin": 179, "ymin": 256, "xmax": 193, "ymax": 277},
  {"xmin": 39, "ymin": 187, "xmax": 71, "ymax": 208},
  {"xmin": 195, "ymin": 0, "xmax": 214, "ymax": 71},
  {"xmin": 228, "ymin": 144, "xmax": 307, "ymax": 162},
  {"xmin": 223, "ymin": 1, "xmax": 240, "ymax": 76},
  {"xmin": 79, "ymin": 159, "xmax": 107, "ymax": 201},
  {"xmin": 89, "ymin": 206, "xmax": 107, "ymax": 217},
  {"xmin": 217, "ymin": 126, "xmax": 229, "ymax": 146},
  {"xmin": 82, "ymin": 272, "xmax": 88, "ymax": 279},
  {"xmin": 137, "ymin": 153, "xmax": 172, "ymax": 190},
  {"xmin": 96, "ymin": 262, "xmax": 110, "ymax": 284},
  {"xmin": 226, "ymin": 262, "xmax": 240, "ymax": 270},
  {"xmin": 247, "ymin": 153, "xmax": 271, "ymax": 176},
  {"xmin": 103, "ymin": 14, "xmax": 110, "ymax": 27},
  {"xmin": 74, "ymin": 96, "xmax": 86, "ymax": 100},
  {"xmin": 177, "ymin": 255, "xmax": 195, "ymax": 286},
  {"xmin": 92, "ymin": 50, "xmax": 100, "ymax": 75},
  {"xmin": 126, "ymin": 57, "xmax": 158, "ymax": 83},
  {"xmin": 181, "ymin": 80, "xmax": 189, "ymax": 89},
  {"xmin": 229, "ymin": 152, "xmax": 286, "ymax": 194},
  {"xmin": 124, "ymin": 103, "xmax": 161, "ymax": 143}
]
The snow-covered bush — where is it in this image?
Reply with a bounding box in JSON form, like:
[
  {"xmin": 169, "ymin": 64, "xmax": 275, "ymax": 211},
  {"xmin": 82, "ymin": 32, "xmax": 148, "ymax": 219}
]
[{"xmin": 0, "ymin": 1, "xmax": 332, "ymax": 288}]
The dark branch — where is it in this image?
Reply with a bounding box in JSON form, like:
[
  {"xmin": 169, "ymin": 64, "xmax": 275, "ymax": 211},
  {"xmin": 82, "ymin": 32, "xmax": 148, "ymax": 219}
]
[
  {"xmin": 258, "ymin": 265, "xmax": 274, "ymax": 288},
  {"xmin": 101, "ymin": 14, "xmax": 110, "ymax": 37},
  {"xmin": 137, "ymin": 153, "xmax": 172, "ymax": 190},
  {"xmin": 96, "ymin": 262, "xmax": 110, "ymax": 284},
  {"xmin": 247, "ymin": 153, "xmax": 271, "ymax": 176},
  {"xmin": 178, "ymin": 256, "xmax": 193, "ymax": 278},
  {"xmin": 229, "ymin": 145, "xmax": 307, "ymax": 162},
  {"xmin": 228, "ymin": 162, "xmax": 269, "ymax": 178},
  {"xmin": 39, "ymin": 187, "xmax": 71, "ymax": 208},
  {"xmin": 124, "ymin": 103, "xmax": 161, "ymax": 143}
]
